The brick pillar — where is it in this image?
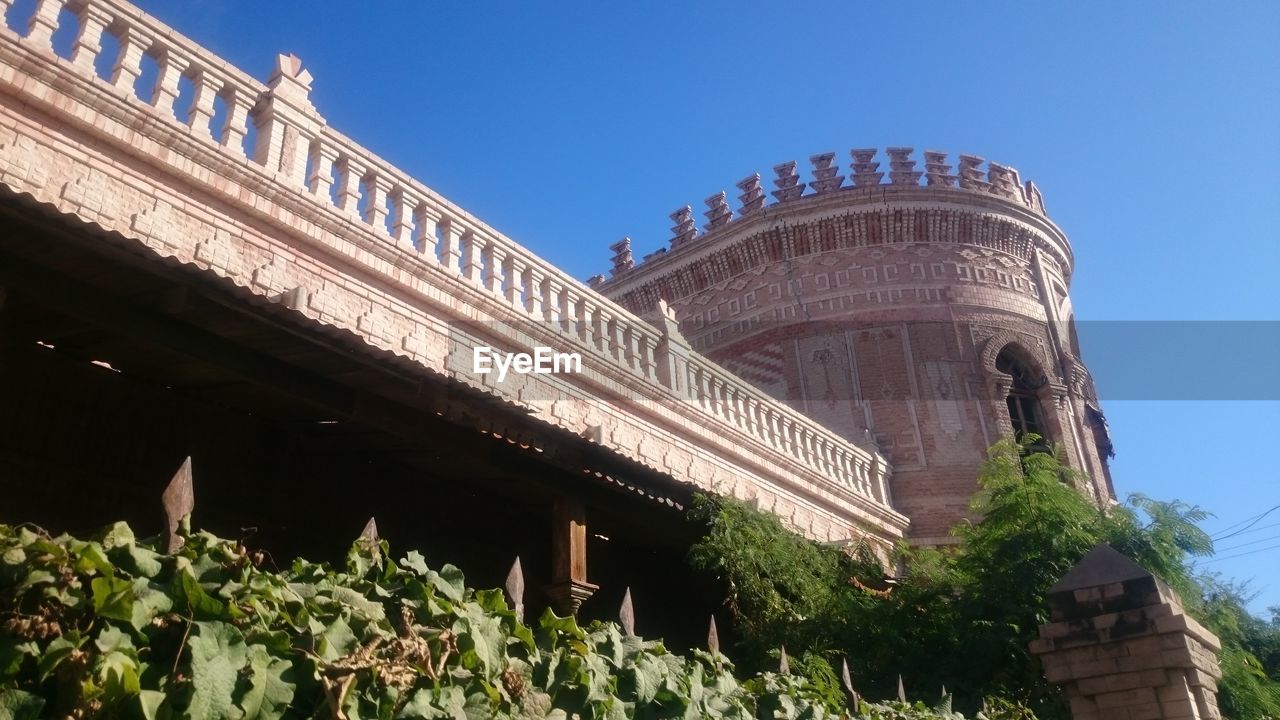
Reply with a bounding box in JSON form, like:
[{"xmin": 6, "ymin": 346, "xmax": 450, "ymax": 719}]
[{"xmin": 1030, "ymin": 545, "xmax": 1223, "ymax": 720}]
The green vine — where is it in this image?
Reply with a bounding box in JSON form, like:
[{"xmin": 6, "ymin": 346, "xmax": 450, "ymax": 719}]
[{"xmin": 2, "ymin": 520, "xmax": 1034, "ymax": 720}]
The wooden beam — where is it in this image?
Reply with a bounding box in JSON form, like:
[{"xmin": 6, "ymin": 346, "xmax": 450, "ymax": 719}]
[{"xmin": 546, "ymin": 495, "xmax": 598, "ymax": 615}]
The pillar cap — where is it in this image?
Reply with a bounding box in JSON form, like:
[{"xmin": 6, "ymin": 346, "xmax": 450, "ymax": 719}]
[{"xmin": 1048, "ymin": 543, "xmax": 1151, "ymax": 594}]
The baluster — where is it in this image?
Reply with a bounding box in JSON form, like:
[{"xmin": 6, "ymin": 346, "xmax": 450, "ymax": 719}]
[
  {"xmin": 523, "ymin": 267, "xmax": 545, "ymax": 316},
  {"xmin": 221, "ymin": 87, "xmax": 255, "ymax": 154},
  {"xmin": 876, "ymin": 459, "xmax": 891, "ymax": 503},
  {"xmin": 363, "ymin": 173, "xmax": 392, "ymax": 231},
  {"xmin": 578, "ymin": 300, "xmax": 596, "ymax": 347},
  {"xmin": 705, "ymin": 374, "xmax": 719, "ymax": 414},
  {"xmin": 390, "ymin": 189, "xmax": 415, "ymax": 249},
  {"xmin": 841, "ymin": 451, "xmax": 854, "ymax": 485},
  {"xmin": 637, "ymin": 333, "xmax": 655, "ymax": 380},
  {"xmin": 460, "ymin": 231, "xmax": 482, "ymax": 284},
  {"xmin": 504, "ymin": 255, "xmax": 526, "ymax": 306},
  {"xmin": 110, "ymin": 26, "xmax": 149, "ymax": 95},
  {"xmin": 588, "ymin": 307, "xmax": 609, "ymax": 351},
  {"xmin": 25, "ymin": 0, "xmax": 65, "ymax": 52},
  {"xmin": 439, "ymin": 216, "xmax": 462, "ymax": 273},
  {"xmin": 624, "ymin": 326, "xmax": 640, "ymax": 370},
  {"xmin": 306, "ymin": 140, "xmax": 336, "ymax": 199},
  {"xmin": 611, "ymin": 313, "xmax": 627, "ymax": 361},
  {"xmin": 70, "ymin": 4, "xmax": 110, "ymax": 72},
  {"xmin": 415, "ymin": 205, "xmax": 441, "ymax": 258},
  {"xmin": 560, "ymin": 288, "xmax": 581, "ymax": 335},
  {"xmin": 186, "ymin": 69, "xmax": 219, "ymax": 139},
  {"xmin": 335, "ymin": 157, "xmax": 364, "ymax": 216},
  {"xmin": 481, "ymin": 237, "xmax": 503, "ymax": 293},
  {"xmin": 150, "ymin": 48, "xmax": 187, "ymax": 117},
  {"xmin": 542, "ymin": 278, "xmax": 563, "ymax": 325}
]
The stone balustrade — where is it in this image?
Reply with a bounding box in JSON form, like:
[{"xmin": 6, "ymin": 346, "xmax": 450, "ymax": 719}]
[
  {"xmin": 0, "ymin": 0, "xmax": 899, "ymax": 530},
  {"xmin": 597, "ymin": 147, "xmax": 1050, "ymax": 281},
  {"xmin": 680, "ymin": 350, "xmax": 890, "ymax": 503}
]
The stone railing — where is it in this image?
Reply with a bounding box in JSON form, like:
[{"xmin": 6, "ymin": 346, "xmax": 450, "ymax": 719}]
[
  {"xmin": 679, "ymin": 348, "xmax": 890, "ymax": 503},
  {"xmin": 0, "ymin": 0, "xmax": 895, "ymax": 517},
  {"xmin": 595, "ymin": 148, "xmax": 1049, "ymax": 283}
]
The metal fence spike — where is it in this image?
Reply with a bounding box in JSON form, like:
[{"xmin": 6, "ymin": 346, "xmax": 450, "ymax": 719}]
[
  {"xmin": 898, "ymin": 674, "xmax": 907, "ymax": 703},
  {"xmin": 619, "ymin": 587, "xmax": 635, "ymax": 636},
  {"xmin": 359, "ymin": 517, "xmax": 379, "ymax": 543},
  {"xmin": 707, "ymin": 615, "xmax": 720, "ymax": 655},
  {"xmin": 162, "ymin": 457, "xmax": 194, "ymax": 553},
  {"xmin": 841, "ymin": 657, "xmax": 855, "ymax": 694},
  {"xmin": 778, "ymin": 645, "xmax": 790, "ymax": 675},
  {"xmin": 505, "ymin": 556, "xmax": 525, "ymax": 622}
]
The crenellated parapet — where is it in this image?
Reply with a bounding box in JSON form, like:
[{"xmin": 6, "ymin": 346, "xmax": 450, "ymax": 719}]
[{"xmin": 601, "ymin": 147, "xmax": 1058, "ymax": 288}]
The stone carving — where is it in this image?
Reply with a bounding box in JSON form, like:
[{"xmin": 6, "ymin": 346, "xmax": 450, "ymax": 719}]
[
  {"xmin": 130, "ymin": 200, "xmax": 180, "ymax": 253},
  {"xmin": 704, "ymin": 191, "xmax": 732, "ymax": 230},
  {"xmin": 736, "ymin": 173, "xmax": 765, "ymax": 216},
  {"xmin": 849, "ymin": 149, "xmax": 883, "ymax": 187},
  {"xmin": 808, "ymin": 152, "xmax": 844, "ymax": 193},
  {"xmin": 193, "ymin": 228, "xmax": 237, "ymax": 275},
  {"xmin": 1025, "ymin": 180, "xmax": 1046, "ymax": 213},
  {"xmin": 670, "ymin": 205, "xmax": 697, "ymax": 248},
  {"xmin": 958, "ymin": 154, "xmax": 991, "ymax": 191},
  {"xmin": 987, "ymin": 162, "xmax": 1023, "ymax": 203},
  {"xmin": 609, "ymin": 237, "xmax": 635, "ymax": 276},
  {"xmin": 771, "ymin": 160, "xmax": 804, "ymax": 202},
  {"xmin": 0, "ymin": 131, "xmax": 49, "ymax": 190},
  {"xmin": 924, "ymin": 150, "xmax": 957, "ymax": 188},
  {"xmin": 886, "ymin": 147, "xmax": 922, "ymax": 186}
]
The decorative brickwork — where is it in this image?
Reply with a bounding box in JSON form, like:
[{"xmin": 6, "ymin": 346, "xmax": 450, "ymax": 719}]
[{"xmin": 598, "ymin": 145, "xmax": 1114, "ymax": 541}]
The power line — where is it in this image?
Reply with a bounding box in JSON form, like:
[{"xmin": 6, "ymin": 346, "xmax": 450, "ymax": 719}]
[
  {"xmin": 1210, "ymin": 504, "xmax": 1278, "ymax": 538},
  {"xmin": 1214, "ymin": 520, "xmax": 1280, "ymax": 541},
  {"xmin": 1211, "ymin": 504, "xmax": 1280, "ymax": 541},
  {"xmin": 1215, "ymin": 533, "xmax": 1280, "ymax": 554},
  {"xmin": 1200, "ymin": 541, "xmax": 1280, "ymax": 564}
]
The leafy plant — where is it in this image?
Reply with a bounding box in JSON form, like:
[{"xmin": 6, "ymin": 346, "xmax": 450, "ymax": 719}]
[
  {"xmin": 687, "ymin": 437, "xmax": 1280, "ymax": 720},
  {"xmin": 0, "ymin": 521, "xmax": 1029, "ymax": 720}
]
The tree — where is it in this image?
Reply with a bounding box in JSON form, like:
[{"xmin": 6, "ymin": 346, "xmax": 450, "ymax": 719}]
[{"xmin": 687, "ymin": 437, "xmax": 1280, "ymax": 719}]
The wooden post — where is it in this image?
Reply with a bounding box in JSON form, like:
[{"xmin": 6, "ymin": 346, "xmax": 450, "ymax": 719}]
[{"xmin": 545, "ymin": 495, "xmax": 597, "ymax": 615}]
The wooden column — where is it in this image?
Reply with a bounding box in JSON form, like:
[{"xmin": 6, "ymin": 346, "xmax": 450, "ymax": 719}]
[{"xmin": 545, "ymin": 495, "xmax": 598, "ymax": 615}]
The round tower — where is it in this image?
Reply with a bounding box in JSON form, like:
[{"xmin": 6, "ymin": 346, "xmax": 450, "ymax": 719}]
[{"xmin": 595, "ymin": 148, "xmax": 1115, "ymax": 544}]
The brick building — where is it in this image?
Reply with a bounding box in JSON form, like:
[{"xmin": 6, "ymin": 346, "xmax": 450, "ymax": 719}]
[{"xmin": 595, "ymin": 151, "xmax": 1116, "ymax": 543}]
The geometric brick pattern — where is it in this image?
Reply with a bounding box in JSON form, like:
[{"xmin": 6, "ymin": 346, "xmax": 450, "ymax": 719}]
[{"xmin": 598, "ymin": 153, "xmax": 1117, "ymax": 541}]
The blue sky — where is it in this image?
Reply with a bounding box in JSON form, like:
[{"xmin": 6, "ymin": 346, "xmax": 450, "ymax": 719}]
[{"xmin": 120, "ymin": 1, "xmax": 1279, "ymax": 612}]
